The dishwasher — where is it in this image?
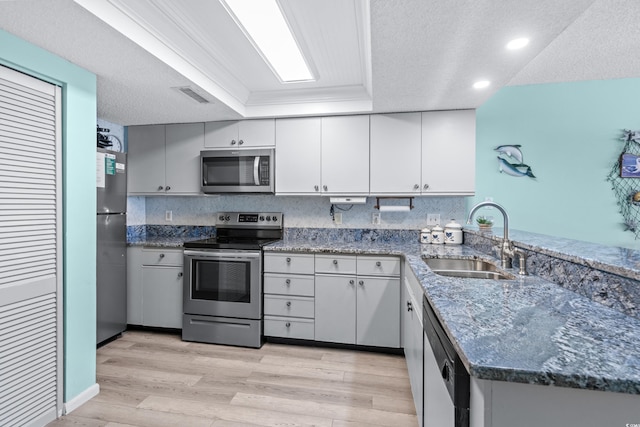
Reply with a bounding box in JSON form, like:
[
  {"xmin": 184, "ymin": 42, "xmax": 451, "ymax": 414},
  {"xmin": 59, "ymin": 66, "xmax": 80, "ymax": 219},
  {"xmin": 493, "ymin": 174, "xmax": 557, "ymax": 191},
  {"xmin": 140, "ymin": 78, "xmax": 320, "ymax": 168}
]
[{"xmin": 423, "ymin": 294, "xmax": 470, "ymax": 427}]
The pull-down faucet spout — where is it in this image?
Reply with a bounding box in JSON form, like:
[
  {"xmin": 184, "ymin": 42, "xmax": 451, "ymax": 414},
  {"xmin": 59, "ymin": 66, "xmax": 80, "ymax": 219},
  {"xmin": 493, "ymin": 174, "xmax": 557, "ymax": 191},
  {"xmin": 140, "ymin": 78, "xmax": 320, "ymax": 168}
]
[{"xmin": 466, "ymin": 201, "xmax": 526, "ymax": 274}]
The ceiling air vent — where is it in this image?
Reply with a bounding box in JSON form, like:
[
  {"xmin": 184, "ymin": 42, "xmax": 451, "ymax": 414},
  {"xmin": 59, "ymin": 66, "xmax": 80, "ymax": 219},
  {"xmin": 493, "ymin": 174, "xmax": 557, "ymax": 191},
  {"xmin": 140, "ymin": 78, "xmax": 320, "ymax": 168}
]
[{"xmin": 173, "ymin": 86, "xmax": 211, "ymax": 104}]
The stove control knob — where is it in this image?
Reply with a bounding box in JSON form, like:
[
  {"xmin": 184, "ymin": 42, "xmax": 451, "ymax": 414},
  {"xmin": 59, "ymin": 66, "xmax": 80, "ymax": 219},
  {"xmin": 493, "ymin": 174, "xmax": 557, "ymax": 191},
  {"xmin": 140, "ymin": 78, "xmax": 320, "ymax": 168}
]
[
  {"xmin": 266, "ymin": 216, "xmax": 271, "ymax": 221},
  {"xmin": 259, "ymin": 215, "xmax": 265, "ymax": 221},
  {"xmin": 225, "ymin": 215, "xmax": 231, "ymax": 221},
  {"xmin": 272, "ymin": 216, "xmax": 278, "ymax": 222},
  {"xmin": 218, "ymin": 215, "xmax": 225, "ymax": 221}
]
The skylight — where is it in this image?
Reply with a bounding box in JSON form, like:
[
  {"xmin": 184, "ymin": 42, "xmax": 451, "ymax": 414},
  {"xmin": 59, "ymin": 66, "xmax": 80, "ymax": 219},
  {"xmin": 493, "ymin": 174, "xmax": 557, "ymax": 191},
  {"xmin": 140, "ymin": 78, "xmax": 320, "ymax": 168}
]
[{"xmin": 220, "ymin": 0, "xmax": 315, "ymax": 83}]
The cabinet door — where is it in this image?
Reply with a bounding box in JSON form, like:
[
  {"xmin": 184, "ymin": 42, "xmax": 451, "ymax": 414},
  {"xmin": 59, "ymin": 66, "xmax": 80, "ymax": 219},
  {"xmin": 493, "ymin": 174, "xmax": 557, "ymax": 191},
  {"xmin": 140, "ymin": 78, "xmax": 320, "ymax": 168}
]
[
  {"xmin": 142, "ymin": 266, "xmax": 184, "ymax": 328},
  {"xmin": 315, "ymin": 274, "xmax": 356, "ymax": 344},
  {"xmin": 275, "ymin": 117, "xmax": 322, "ymax": 194},
  {"xmin": 165, "ymin": 123, "xmax": 204, "ymax": 194},
  {"xmin": 356, "ymin": 276, "xmax": 400, "ymax": 347},
  {"xmin": 238, "ymin": 119, "xmax": 275, "ymax": 147},
  {"xmin": 321, "ymin": 115, "xmax": 370, "ymax": 194},
  {"xmin": 127, "ymin": 247, "xmax": 143, "ymax": 325},
  {"xmin": 370, "ymin": 113, "xmax": 422, "ymax": 195},
  {"xmin": 421, "ymin": 110, "xmax": 475, "ymax": 195},
  {"xmin": 204, "ymin": 121, "xmax": 238, "ymax": 148},
  {"xmin": 127, "ymin": 125, "xmax": 166, "ymax": 194}
]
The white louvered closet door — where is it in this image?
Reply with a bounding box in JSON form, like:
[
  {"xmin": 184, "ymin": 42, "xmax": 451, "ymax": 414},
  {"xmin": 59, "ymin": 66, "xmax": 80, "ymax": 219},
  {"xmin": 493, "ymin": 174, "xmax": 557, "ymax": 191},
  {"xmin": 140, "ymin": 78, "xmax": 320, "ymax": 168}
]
[{"xmin": 0, "ymin": 65, "xmax": 62, "ymax": 426}]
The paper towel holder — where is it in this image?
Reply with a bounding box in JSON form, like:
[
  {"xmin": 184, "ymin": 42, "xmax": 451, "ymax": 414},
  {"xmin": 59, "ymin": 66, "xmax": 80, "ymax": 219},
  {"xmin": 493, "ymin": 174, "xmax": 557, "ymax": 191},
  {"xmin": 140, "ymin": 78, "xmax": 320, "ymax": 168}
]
[{"xmin": 374, "ymin": 197, "xmax": 414, "ymax": 210}]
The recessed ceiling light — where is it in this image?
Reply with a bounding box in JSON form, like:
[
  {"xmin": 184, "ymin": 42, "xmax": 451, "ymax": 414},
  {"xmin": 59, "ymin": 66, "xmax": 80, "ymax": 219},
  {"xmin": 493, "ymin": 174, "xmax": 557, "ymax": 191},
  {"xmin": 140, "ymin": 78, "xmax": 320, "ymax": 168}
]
[
  {"xmin": 506, "ymin": 38, "xmax": 530, "ymax": 50},
  {"xmin": 220, "ymin": 0, "xmax": 315, "ymax": 83},
  {"xmin": 473, "ymin": 80, "xmax": 491, "ymax": 89}
]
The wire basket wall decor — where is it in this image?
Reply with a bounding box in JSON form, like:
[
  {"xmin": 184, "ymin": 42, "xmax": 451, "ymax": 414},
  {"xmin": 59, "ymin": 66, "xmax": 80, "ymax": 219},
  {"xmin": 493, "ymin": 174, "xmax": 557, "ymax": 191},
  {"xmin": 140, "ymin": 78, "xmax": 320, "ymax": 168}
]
[{"xmin": 606, "ymin": 129, "xmax": 640, "ymax": 238}]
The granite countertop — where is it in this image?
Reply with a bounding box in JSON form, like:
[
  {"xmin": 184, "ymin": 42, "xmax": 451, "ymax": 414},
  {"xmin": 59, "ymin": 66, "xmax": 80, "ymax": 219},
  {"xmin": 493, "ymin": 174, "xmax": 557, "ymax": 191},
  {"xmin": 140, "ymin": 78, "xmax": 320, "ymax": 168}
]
[
  {"xmin": 264, "ymin": 238, "xmax": 640, "ymax": 395},
  {"xmin": 127, "ymin": 236, "xmax": 201, "ymax": 248}
]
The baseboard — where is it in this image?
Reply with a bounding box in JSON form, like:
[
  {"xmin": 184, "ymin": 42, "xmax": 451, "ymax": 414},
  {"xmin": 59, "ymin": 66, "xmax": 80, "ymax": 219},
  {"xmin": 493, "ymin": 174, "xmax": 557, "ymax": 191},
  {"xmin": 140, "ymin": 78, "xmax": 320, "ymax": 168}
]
[{"xmin": 63, "ymin": 383, "xmax": 100, "ymax": 415}]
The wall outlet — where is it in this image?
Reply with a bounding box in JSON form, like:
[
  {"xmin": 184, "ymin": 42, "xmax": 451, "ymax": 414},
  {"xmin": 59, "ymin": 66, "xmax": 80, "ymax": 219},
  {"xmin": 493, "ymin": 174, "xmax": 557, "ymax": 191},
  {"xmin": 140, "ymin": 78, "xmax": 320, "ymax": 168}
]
[
  {"xmin": 372, "ymin": 212, "xmax": 381, "ymax": 225},
  {"xmin": 427, "ymin": 213, "xmax": 440, "ymax": 226},
  {"xmin": 334, "ymin": 212, "xmax": 342, "ymax": 225},
  {"xmin": 165, "ymin": 210, "xmax": 173, "ymax": 222}
]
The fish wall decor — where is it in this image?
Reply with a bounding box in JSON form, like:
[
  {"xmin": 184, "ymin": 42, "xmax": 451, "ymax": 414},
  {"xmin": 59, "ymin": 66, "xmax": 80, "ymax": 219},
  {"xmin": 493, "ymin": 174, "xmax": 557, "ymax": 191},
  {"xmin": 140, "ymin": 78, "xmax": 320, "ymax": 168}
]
[{"xmin": 494, "ymin": 144, "xmax": 536, "ymax": 179}]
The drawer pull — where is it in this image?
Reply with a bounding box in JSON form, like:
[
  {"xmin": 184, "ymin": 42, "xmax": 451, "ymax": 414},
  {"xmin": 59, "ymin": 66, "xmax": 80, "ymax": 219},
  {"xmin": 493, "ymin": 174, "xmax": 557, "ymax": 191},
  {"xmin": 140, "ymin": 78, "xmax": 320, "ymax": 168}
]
[
  {"xmin": 159, "ymin": 253, "xmax": 165, "ymax": 259},
  {"xmin": 376, "ymin": 261, "xmax": 381, "ymax": 267},
  {"xmin": 285, "ymin": 279, "xmax": 291, "ymax": 285},
  {"xmin": 178, "ymin": 272, "xmax": 183, "ymax": 278},
  {"xmin": 286, "ymin": 257, "xmax": 291, "ymax": 263},
  {"xmin": 349, "ymin": 279, "xmax": 355, "ymax": 285},
  {"xmin": 359, "ymin": 280, "xmax": 364, "ymax": 286},
  {"xmin": 286, "ymin": 301, "xmax": 292, "ymax": 307},
  {"xmin": 285, "ymin": 322, "xmax": 291, "ymax": 328},
  {"xmin": 333, "ymin": 259, "xmax": 338, "ymax": 265}
]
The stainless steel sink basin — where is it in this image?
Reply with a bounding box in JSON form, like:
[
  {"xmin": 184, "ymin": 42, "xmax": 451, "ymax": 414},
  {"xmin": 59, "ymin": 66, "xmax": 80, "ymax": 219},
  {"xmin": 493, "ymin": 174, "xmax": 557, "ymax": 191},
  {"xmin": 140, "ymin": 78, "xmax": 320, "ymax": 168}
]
[{"xmin": 423, "ymin": 257, "xmax": 515, "ymax": 280}]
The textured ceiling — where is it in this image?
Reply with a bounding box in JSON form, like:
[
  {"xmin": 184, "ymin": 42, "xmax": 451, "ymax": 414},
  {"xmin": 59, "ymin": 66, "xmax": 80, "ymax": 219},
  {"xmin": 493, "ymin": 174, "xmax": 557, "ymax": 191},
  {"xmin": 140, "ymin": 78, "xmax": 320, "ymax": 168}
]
[{"xmin": 0, "ymin": 0, "xmax": 637, "ymax": 126}]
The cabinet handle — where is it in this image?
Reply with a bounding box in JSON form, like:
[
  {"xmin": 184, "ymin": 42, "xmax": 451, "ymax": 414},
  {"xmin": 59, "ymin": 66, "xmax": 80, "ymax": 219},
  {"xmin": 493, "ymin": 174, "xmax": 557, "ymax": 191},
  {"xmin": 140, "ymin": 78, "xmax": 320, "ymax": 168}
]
[
  {"xmin": 159, "ymin": 253, "xmax": 165, "ymax": 258},
  {"xmin": 231, "ymin": 139, "xmax": 237, "ymax": 145},
  {"xmin": 423, "ymin": 183, "xmax": 429, "ymax": 190},
  {"xmin": 238, "ymin": 139, "xmax": 244, "ymax": 145},
  {"xmin": 349, "ymin": 279, "xmax": 355, "ymax": 285},
  {"xmin": 333, "ymin": 259, "xmax": 338, "ymax": 265},
  {"xmin": 285, "ymin": 279, "xmax": 291, "ymax": 285},
  {"xmin": 285, "ymin": 322, "xmax": 291, "ymax": 328},
  {"xmin": 178, "ymin": 272, "xmax": 183, "ymax": 278},
  {"xmin": 286, "ymin": 301, "xmax": 292, "ymax": 307},
  {"xmin": 413, "ymin": 184, "xmax": 419, "ymax": 190},
  {"xmin": 314, "ymin": 185, "xmax": 319, "ymax": 191},
  {"xmin": 375, "ymin": 261, "xmax": 381, "ymax": 267},
  {"xmin": 165, "ymin": 185, "xmax": 171, "ymax": 191},
  {"xmin": 323, "ymin": 185, "xmax": 328, "ymax": 191},
  {"xmin": 358, "ymin": 280, "xmax": 364, "ymax": 286},
  {"xmin": 286, "ymin": 257, "xmax": 291, "ymax": 263},
  {"xmin": 158, "ymin": 186, "xmax": 164, "ymax": 191},
  {"xmin": 407, "ymin": 301, "xmax": 413, "ymax": 311}
]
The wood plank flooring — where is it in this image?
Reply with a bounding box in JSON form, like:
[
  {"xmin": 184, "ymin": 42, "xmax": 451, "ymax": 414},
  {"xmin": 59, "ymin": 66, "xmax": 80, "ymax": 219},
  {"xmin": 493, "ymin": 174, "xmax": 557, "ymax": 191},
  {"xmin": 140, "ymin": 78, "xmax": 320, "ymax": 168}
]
[{"xmin": 48, "ymin": 330, "xmax": 418, "ymax": 427}]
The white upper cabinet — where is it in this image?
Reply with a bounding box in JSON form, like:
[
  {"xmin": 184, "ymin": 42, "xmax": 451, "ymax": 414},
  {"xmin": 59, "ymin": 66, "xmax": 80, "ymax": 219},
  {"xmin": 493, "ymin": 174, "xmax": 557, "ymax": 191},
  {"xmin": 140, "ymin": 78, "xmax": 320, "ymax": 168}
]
[
  {"xmin": 321, "ymin": 115, "xmax": 370, "ymax": 195},
  {"xmin": 275, "ymin": 117, "xmax": 322, "ymax": 194},
  {"xmin": 370, "ymin": 112, "xmax": 422, "ymax": 195},
  {"xmin": 204, "ymin": 119, "xmax": 275, "ymax": 148},
  {"xmin": 128, "ymin": 123, "xmax": 203, "ymax": 195},
  {"xmin": 421, "ymin": 110, "xmax": 475, "ymax": 195}
]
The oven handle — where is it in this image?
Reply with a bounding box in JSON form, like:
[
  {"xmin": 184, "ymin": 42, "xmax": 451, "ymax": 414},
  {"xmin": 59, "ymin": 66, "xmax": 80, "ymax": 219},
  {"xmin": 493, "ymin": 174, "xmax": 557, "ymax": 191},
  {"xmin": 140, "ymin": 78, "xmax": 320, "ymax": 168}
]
[{"xmin": 184, "ymin": 250, "xmax": 261, "ymax": 261}]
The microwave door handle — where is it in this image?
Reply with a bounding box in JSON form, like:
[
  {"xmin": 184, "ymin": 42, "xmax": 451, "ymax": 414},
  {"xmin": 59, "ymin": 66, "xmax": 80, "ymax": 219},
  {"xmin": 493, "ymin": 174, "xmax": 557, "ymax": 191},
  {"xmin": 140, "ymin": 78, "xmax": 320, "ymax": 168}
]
[{"xmin": 253, "ymin": 156, "xmax": 260, "ymax": 186}]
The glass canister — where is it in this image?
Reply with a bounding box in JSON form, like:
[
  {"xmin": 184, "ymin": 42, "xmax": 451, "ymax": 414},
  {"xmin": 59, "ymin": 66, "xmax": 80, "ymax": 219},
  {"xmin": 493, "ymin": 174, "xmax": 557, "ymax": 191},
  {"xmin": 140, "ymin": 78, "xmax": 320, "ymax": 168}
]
[
  {"xmin": 431, "ymin": 225, "xmax": 444, "ymax": 244},
  {"xmin": 420, "ymin": 228, "xmax": 431, "ymax": 244},
  {"xmin": 444, "ymin": 219, "xmax": 463, "ymax": 245}
]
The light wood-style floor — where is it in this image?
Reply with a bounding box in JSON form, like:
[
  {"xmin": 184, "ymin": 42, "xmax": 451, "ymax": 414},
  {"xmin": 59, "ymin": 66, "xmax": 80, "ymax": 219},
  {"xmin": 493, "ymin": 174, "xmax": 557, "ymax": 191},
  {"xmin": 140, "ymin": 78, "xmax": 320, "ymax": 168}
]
[{"xmin": 48, "ymin": 330, "xmax": 418, "ymax": 427}]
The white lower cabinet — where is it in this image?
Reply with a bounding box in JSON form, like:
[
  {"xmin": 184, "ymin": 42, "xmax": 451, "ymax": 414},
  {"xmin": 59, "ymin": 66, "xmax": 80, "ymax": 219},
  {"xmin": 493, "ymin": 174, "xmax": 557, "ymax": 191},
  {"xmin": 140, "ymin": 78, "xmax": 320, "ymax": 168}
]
[
  {"xmin": 315, "ymin": 254, "xmax": 400, "ymax": 348},
  {"xmin": 127, "ymin": 247, "xmax": 184, "ymax": 329},
  {"xmin": 263, "ymin": 253, "xmax": 315, "ymax": 340},
  {"xmin": 403, "ymin": 269, "xmax": 424, "ymax": 427}
]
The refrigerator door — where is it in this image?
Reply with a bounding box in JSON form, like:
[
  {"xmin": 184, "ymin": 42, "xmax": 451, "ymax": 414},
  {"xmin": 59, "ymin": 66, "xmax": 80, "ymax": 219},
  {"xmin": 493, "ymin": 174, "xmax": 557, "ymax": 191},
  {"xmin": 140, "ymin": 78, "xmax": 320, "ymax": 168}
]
[
  {"xmin": 97, "ymin": 212, "xmax": 127, "ymax": 344},
  {"xmin": 97, "ymin": 148, "xmax": 127, "ymax": 214}
]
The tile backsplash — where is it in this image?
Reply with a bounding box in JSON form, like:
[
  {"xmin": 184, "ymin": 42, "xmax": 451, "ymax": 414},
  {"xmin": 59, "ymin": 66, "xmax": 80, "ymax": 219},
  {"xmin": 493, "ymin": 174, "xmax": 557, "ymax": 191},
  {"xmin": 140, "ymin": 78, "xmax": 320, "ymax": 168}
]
[{"xmin": 127, "ymin": 195, "xmax": 467, "ymax": 230}]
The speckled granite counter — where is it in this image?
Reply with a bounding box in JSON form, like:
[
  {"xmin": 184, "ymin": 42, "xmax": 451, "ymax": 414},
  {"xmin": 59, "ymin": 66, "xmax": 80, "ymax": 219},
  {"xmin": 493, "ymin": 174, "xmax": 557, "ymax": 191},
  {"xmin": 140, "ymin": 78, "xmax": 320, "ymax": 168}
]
[{"xmin": 264, "ymin": 236, "xmax": 640, "ymax": 395}]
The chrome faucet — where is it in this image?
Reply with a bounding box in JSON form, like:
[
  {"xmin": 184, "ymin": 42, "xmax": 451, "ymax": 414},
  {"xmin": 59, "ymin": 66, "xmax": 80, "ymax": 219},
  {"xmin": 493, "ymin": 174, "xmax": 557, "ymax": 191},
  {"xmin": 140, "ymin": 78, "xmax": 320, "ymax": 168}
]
[{"xmin": 466, "ymin": 201, "xmax": 527, "ymax": 275}]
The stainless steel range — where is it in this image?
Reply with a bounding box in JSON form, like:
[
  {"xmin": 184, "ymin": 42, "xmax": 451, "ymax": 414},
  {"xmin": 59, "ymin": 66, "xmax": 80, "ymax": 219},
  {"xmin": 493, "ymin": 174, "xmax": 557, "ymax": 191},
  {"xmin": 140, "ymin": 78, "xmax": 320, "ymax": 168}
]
[{"xmin": 182, "ymin": 212, "xmax": 283, "ymax": 348}]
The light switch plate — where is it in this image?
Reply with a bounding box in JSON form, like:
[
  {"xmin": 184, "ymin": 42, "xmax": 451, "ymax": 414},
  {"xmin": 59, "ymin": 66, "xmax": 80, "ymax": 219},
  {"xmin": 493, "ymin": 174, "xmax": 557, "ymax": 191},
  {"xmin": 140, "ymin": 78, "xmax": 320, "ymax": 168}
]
[
  {"xmin": 334, "ymin": 212, "xmax": 342, "ymax": 224},
  {"xmin": 165, "ymin": 210, "xmax": 173, "ymax": 222},
  {"xmin": 372, "ymin": 212, "xmax": 381, "ymax": 225},
  {"xmin": 427, "ymin": 214, "xmax": 440, "ymax": 226}
]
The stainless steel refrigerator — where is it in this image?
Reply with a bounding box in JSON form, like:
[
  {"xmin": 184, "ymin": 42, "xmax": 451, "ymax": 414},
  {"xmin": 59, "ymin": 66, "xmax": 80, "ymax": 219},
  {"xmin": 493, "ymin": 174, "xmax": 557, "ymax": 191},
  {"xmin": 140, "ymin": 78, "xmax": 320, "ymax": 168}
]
[{"xmin": 96, "ymin": 148, "xmax": 127, "ymax": 344}]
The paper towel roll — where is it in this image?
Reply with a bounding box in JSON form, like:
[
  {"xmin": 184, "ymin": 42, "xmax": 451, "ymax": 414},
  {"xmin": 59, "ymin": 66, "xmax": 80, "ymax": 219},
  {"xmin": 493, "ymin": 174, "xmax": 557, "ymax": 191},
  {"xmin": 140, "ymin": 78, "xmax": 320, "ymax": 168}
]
[{"xmin": 379, "ymin": 205, "xmax": 410, "ymax": 212}]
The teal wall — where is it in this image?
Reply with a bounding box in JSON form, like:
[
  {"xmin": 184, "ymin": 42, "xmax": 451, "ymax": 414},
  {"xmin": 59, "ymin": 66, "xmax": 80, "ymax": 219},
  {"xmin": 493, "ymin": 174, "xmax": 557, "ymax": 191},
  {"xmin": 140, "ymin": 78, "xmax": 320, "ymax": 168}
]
[
  {"xmin": 473, "ymin": 78, "xmax": 640, "ymax": 249},
  {"xmin": 0, "ymin": 30, "xmax": 97, "ymax": 401}
]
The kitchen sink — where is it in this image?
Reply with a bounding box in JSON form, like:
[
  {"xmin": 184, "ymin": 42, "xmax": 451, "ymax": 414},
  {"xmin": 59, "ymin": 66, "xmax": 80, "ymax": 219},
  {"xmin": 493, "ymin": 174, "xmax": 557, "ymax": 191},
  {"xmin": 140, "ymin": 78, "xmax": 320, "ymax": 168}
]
[{"xmin": 423, "ymin": 257, "xmax": 515, "ymax": 280}]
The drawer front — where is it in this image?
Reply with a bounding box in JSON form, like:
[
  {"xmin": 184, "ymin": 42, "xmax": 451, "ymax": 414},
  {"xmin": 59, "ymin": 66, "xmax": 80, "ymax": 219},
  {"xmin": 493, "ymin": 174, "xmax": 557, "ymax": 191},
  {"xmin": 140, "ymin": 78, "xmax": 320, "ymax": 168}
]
[
  {"xmin": 264, "ymin": 273, "xmax": 314, "ymax": 296},
  {"xmin": 315, "ymin": 254, "xmax": 357, "ymax": 275},
  {"xmin": 141, "ymin": 249, "xmax": 183, "ymax": 266},
  {"xmin": 357, "ymin": 256, "xmax": 400, "ymax": 277},
  {"xmin": 264, "ymin": 295, "xmax": 314, "ymax": 318},
  {"xmin": 264, "ymin": 316, "xmax": 314, "ymax": 340},
  {"xmin": 264, "ymin": 253, "xmax": 314, "ymax": 275}
]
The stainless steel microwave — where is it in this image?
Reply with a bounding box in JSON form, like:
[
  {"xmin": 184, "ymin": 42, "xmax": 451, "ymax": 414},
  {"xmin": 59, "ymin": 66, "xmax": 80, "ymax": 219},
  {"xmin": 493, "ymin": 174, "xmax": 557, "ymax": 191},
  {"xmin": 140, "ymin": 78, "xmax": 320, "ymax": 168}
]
[{"xmin": 201, "ymin": 148, "xmax": 274, "ymax": 194}]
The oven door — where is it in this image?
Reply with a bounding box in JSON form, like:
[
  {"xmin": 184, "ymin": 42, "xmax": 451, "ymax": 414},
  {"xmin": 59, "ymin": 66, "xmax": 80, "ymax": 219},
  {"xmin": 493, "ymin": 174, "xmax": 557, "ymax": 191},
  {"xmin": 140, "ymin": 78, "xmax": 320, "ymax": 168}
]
[{"xmin": 183, "ymin": 249, "xmax": 262, "ymax": 319}]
